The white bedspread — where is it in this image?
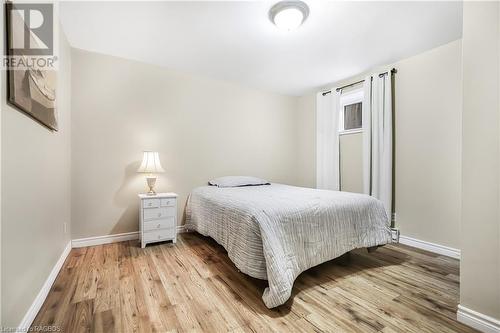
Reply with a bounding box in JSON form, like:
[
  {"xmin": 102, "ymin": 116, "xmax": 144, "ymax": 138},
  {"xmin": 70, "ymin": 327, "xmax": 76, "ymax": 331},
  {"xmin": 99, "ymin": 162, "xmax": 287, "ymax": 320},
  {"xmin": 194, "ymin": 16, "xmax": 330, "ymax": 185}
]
[{"xmin": 185, "ymin": 183, "xmax": 391, "ymax": 308}]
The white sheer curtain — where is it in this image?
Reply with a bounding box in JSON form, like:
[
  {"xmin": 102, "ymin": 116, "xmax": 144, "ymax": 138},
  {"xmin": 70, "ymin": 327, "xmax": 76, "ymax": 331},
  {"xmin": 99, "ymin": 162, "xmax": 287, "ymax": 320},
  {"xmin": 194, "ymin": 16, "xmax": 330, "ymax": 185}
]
[
  {"xmin": 316, "ymin": 90, "xmax": 340, "ymax": 190},
  {"xmin": 362, "ymin": 73, "xmax": 393, "ymax": 218},
  {"xmin": 362, "ymin": 76, "xmax": 372, "ymax": 195}
]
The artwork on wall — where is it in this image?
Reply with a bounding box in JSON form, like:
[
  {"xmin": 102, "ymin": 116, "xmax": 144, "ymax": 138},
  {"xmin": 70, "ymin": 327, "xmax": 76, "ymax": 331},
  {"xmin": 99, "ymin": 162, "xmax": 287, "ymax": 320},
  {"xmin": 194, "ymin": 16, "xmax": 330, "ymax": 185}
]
[{"xmin": 5, "ymin": 3, "xmax": 58, "ymax": 130}]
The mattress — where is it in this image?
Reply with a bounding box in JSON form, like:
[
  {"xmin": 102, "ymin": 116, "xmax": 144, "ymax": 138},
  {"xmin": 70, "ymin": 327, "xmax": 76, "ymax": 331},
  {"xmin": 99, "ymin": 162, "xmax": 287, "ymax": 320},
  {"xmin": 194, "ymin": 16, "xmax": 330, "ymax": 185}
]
[{"xmin": 185, "ymin": 183, "xmax": 391, "ymax": 308}]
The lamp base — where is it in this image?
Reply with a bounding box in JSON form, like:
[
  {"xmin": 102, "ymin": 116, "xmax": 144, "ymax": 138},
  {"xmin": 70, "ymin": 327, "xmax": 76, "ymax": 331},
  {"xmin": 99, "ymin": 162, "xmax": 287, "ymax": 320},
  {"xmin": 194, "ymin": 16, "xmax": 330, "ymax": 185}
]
[{"xmin": 146, "ymin": 176, "xmax": 157, "ymax": 195}]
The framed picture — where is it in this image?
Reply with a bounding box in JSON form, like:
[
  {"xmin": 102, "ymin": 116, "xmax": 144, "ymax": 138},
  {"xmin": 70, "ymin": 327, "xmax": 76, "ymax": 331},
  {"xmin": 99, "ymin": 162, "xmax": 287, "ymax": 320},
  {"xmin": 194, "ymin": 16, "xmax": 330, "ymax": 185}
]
[{"xmin": 5, "ymin": 2, "xmax": 57, "ymax": 131}]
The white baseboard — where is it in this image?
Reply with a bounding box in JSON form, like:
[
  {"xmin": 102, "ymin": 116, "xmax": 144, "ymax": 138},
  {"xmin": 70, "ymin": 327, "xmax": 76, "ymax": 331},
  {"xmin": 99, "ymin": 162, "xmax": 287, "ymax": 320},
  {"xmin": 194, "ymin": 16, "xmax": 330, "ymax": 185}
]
[
  {"xmin": 72, "ymin": 226, "xmax": 187, "ymax": 248},
  {"xmin": 18, "ymin": 241, "xmax": 72, "ymax": 331},
  {"xmin": 399, "ymin": 235, "xmax": 460, "ymax": 259},
  {"xmin": 176, "ymin": 225, "xmax": 189, "ymax": 233},
  {"xmin": 457, "ymin": 305, "xmax": 500, "ymax": 333},
  {"xmin": 72, "ymin": 231, "xmax": 139, "ymax": 248}
]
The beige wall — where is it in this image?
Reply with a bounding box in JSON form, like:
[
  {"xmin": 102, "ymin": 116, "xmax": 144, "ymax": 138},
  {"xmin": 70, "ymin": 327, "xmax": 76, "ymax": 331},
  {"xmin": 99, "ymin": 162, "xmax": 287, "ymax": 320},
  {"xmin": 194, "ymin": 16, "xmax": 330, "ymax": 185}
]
[
  {"xmin": 71, "ymin": 49, "xmax": 299, "ymax": 239},
  {"xmin": 296, "ymin": 94, "xmax": 316, "ymax": 188},
  {"xmin": 0, "ymin": 9, "xmax": 2, "ymax": 326},
  {"xmin": 460, "ymin": 1, "xmax": 500, "ymax": 320},
  {"xmin": 297, "ymin": 40, "xmax": 463, "ymax": 249},
  {"xmin": 394, "ymin": 40, "xmax": 462, "ymax": 248},
  {"xmin": 1, "ymin": 26, "xmax": 72, "ymax": 326},
  {"xmin": 339, "ymin": 133, "xmax": 363, "ymax": 193}
]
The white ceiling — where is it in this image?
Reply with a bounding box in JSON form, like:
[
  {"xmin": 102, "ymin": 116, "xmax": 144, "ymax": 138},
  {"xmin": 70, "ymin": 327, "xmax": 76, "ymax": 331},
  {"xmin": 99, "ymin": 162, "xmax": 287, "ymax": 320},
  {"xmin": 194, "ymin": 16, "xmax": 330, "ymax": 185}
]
[{"xmin": 60, "ymin": 1, "xmax": 463, "ymax": 96}]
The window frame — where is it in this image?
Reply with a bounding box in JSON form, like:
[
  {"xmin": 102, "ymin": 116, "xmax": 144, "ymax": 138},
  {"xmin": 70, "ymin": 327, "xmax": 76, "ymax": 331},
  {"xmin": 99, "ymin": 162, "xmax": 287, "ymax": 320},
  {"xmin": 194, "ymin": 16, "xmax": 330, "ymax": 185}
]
[{"xmin": 339, "ymin": 89, "xmax": 364, "ymax": 135}]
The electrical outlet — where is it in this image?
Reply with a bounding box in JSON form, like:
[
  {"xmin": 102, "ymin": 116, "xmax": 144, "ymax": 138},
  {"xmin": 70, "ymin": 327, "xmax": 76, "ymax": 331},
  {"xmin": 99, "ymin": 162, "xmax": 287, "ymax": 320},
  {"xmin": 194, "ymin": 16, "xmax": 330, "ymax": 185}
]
[{"xmin": 390, "ymin": 228, "xmax": 400, "ymax": 242}]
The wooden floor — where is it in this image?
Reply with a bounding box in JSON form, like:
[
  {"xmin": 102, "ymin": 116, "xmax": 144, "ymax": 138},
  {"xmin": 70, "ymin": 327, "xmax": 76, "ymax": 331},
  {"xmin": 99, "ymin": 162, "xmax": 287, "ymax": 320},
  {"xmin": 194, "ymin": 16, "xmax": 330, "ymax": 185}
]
[{"xmin": 32, "ymin": 232, "xmax": 476, "ymax": 333}]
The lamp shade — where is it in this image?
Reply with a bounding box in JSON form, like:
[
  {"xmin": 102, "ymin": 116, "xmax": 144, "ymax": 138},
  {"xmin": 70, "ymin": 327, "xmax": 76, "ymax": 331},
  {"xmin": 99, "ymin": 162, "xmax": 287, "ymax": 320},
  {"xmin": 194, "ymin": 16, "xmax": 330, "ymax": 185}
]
[{"xmin": 137, "ymin": 151, "xmax": 165, "ymax": 173}]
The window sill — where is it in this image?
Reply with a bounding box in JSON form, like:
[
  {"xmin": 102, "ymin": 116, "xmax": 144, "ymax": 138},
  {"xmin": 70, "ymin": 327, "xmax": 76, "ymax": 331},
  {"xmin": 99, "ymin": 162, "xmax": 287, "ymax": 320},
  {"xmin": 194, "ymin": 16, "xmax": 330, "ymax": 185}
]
[{"xmin": 339, "ymin": 129, "xmax": 363, "ymax": 136}]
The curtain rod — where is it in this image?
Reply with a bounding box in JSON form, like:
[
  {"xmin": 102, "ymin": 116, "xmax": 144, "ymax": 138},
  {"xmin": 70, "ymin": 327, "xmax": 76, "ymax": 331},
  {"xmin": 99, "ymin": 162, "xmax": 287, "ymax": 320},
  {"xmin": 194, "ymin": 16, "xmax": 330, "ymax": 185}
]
[{"xmin": 321, "ymin": 68, "xmax": 397, "ymax": 96}]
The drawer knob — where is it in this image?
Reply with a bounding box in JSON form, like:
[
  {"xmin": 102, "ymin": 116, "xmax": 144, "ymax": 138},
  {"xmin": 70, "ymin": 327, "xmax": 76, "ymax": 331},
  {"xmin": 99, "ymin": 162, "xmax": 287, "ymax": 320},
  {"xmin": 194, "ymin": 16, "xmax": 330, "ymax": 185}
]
[
  {"xmin": 148, "ymin": 203, "xmax": 152, "ymax": 207},
  {"xmin": 157, "ymin": 224, "xmax": 161, "ymax": 228}
]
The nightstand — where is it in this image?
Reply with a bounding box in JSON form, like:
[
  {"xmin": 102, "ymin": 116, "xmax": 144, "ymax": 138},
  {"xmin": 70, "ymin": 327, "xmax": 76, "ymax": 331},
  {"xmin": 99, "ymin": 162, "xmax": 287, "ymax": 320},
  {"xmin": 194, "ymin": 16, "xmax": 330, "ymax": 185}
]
[{"xmin": 138, "ymin": 193, "xmax": 178, "ymax": 248}]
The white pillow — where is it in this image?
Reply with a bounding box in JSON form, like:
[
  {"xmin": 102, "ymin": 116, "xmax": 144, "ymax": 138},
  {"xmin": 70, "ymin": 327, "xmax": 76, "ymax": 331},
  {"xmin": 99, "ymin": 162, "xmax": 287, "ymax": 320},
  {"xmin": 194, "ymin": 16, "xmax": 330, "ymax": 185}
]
[{"xmin": 208, "ymin": 176, "xmax": 270, "ymax": 188}]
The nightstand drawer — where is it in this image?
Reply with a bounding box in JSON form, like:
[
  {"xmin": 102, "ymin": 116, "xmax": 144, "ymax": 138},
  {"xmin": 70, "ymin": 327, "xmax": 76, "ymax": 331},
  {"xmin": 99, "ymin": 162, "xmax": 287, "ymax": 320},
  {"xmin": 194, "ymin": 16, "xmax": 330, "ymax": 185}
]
[
  {"xmin": 160, "ymin": 198, "xmax": 176, "ymax": 207},
  {"xmin": 143, "ymin": 198, "xmax": 160, "ymax": 209},
  {"xmin": 144, "ymin": 217, "xmax": 175, "ymax": 231},
  {"xmin": 143, "ymin": 206, "xmax": 176, "ymax": 221},
  {"xmin": 143, "ymin": 228, "xmax": 176, "ymax": 242},
  {"xmin": 139, "ymin": 193, "xmax": 178, "ymax": 248}
]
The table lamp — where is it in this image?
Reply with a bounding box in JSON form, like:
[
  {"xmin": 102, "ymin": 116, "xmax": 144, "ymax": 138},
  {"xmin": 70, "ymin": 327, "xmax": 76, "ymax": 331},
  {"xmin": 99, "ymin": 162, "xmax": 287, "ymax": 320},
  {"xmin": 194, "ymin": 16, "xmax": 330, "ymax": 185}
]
[{"xmin": 137, "ymin": 151, "xmax": 165, "ymax": 195}]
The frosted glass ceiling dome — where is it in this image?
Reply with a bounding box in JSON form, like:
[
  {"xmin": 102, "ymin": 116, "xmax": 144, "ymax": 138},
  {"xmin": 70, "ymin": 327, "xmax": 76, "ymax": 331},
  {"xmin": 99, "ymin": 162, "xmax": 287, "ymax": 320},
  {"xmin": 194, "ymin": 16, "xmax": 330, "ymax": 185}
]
[{"xmin": 269, "ymin": 1, "xmax": 309, "ymax": 31}]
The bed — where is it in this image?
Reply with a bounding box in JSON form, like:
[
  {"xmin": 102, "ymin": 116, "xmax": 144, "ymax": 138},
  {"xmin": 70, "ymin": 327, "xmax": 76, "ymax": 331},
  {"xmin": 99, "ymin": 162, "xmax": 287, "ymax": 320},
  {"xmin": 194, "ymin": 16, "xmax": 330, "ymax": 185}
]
[{"xmin": 185, "ymin": 182, "xmax": 391, "ymax": 308}]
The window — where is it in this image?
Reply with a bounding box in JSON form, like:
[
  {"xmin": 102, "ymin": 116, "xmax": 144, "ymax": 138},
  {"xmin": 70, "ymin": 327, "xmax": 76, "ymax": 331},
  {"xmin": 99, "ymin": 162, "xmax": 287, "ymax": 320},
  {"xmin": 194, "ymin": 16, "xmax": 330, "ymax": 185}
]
[
  {"xmin": 339, "ymin": 89, "xmax": 363, "ymax": 134},
  {"xmin": 343, "ymin": 102, "xmax": 362, "ymax": 130}
]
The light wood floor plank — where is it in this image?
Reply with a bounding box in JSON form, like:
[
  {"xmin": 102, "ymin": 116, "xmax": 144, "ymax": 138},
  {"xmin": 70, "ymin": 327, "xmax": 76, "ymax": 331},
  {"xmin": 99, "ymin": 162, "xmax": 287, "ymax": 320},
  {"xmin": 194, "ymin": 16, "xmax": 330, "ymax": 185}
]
[{"xmin": 32, "ymin": 233, "xmax": 477, "ymax": 332}]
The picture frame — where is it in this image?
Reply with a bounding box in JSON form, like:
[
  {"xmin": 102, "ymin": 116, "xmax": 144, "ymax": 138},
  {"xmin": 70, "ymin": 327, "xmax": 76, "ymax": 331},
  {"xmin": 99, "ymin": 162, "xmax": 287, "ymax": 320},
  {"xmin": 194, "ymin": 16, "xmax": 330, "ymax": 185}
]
[{"xmin": 5, "ymin": 2, "xmax": 58, "ymax": 131}]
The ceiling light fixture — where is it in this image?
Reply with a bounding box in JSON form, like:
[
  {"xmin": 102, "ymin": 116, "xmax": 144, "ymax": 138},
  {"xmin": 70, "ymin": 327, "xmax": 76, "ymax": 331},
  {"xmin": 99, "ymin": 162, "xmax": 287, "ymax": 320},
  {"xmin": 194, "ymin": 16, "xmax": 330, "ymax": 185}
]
[{"xmin": 269, "ymin": 1, "xmax": 309, "ymax": 31}]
